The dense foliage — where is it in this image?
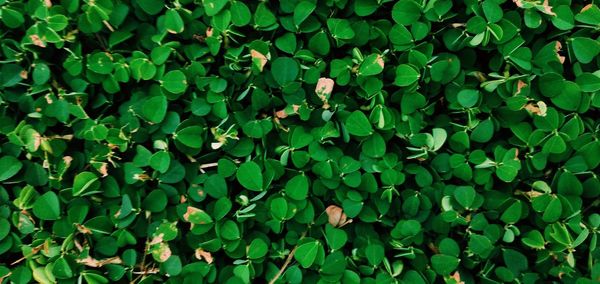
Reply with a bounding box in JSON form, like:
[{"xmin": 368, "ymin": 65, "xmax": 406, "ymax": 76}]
[{"xmin": 1, "ymin": 0, "xmax": 600, "ymax": 283}]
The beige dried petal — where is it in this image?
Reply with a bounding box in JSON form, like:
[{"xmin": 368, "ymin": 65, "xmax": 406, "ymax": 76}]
[
  {"xmin": 63, "ymin": 156, "xmax": 73, "ymax": 166},
  {"xmin": 149, "ymin": 233, "xmax": 164, "ymax": 246},
  {"xmin": 45, "ymin": 94, "xmax": 54, "ymax": 104},
  {"xmin": 44, "ymin": 0, "xmax": 52, "ymax": 7},
  {"xmin": 451, "ymin": 271, "xmax": 465, "ymax": 284},
  {"xmin": 32, "ymin": 132, "xmax": 42, "ymax": 151},
  {"xmin": 581, "ymin": 4, "xmax": 593, "ymax": 12},
  {"xmin": 515, "ymin": 80, "xmax": 527, "ymax": 95},
  {"xmin": 513, "ymin": 0, "xmax": 523, "ymax": 7},
  {"xmin": 206, "ymin": 27, "xmax": 214, "ymax": 37},
  {"xmin": 376, "ymin": 55, "xmax": 384, "ymax": 69},
  {"xmin": 554, "ymin": 41, "xmax": 566, "ymax": 64},
  {"xmin": 98, "ymin": 163, "xmax": 108, "ymax": 177},
  {"xmin": 30, "ymin": 35, "xmax": 46, "ymax": 47},
  {"xmin": 76, "ymin": 224, "xmax": 92, "ymax": 234},
  {"xmin": 159, "ymin": 245, "xmax": 172, "ymax": 262},
  {"xmin": 542, "ymin": 0, "xmax": 557, "ymax": 16},
  {"xmin": 292, "ymin": 104, "xmax": 300, "ymax": 113},
  {"xmin": 250, "ymin": 49, "xmax": 268, "ymax": 72},
  {"xmin": 195, "ymin": 248, "xmax": 214, "ymax": 264},
  {"xmin": 19, "ymin": 70, "xmax": 28, "ymax": 79},
  {"xmin": 275, "ymin": 110, "xmax": 288, "ymax": 119}
]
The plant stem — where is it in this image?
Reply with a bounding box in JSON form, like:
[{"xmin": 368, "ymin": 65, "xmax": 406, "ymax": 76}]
[{"xmin": 268, "ymin": 231, "xmax": 307, "ymax": 284}]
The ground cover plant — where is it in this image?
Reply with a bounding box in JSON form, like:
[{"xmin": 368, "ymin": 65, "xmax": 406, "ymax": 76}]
[{"xmin": 0, "ymin": 0, "xmax": 599, "ymax": 283}]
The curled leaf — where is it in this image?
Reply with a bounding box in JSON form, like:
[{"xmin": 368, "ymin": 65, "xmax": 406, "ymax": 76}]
[
  {"xmin": 250, "ymin": 50, "xmax": 268, "ymax": 72},
  {"xmin": 523, "ymin": 101, "xmax": 547, "ymax": 117},
  {"xmin": 325, "ymin": 205, "xmax": 352, "ymax": 228}
]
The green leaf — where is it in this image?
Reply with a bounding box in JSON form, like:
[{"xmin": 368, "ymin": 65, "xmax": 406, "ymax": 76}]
[
  {"xmin": 150, "ymin": 151, "xmax": 171, "ymax": 173},
  {"xmin": 142, "ymin": 95, "xmax": 168, "ymax": 123},
  {"xmin": 231, "ymin": 1, "xmax": 251, "ymax": 26},
  {"xmin": 271, "ymin": 57, "xmax": 299, "ymax": 86},
  {"xmin": 521, "ymin": 230, "xmax": 545, "ymax": 249},
  {"xmin": 275, "ymin": 33, "xmax": 297, "ymax": 54},
  {"xmin": 482, "ymin": 0, "xmax": 503, "ymax": 23},
  {"xmin": 327, "ymin": 18, "xmax": 355, "ymax": 40},
  {"xmin": 0, "ymin": 156, "xmax": 23, "ymax": 182},
  {"xmin": 236, "ymin": 161, "xmax": 263, "ymax": 191},
  {"xmin": 53, "ymin": 257, "xmax": 74, "ymax": 279},
  {"xmin": 270, "ymin": 197, "xmax": 288, "ymax": 220},
  {"xmin": 293, "ymin": 1, "xmax": 316, "ymax": 26},
  {"xmin": 205, "ymin": 174, "xmax": 228, "ymax": 198},
  {"xmin": 500, "ymin": 201, "xmax": 522, "ymax": 224},
  {"xmin": 469, "ymin": 234, "xmax": 493, "ymax": 257},
  {"xmin": 365, "ymin": 243, "xmax": 384, "ymax": 266},
  {"xmin": 130, "ymin": 58, "xmax": 157, "ymax": 81},
  {"xmin": 392, "ymin": 0, "xmax": 421, "ymax": 25},
  {"xmin": 571, "ymin": 37, "xmax": 600, "ymax": 64},
  {"xmin": 457, "ymin": 89, "xmax": 480, "ymax": 108},
  {"xmin": 394, "ymin": 64, "xmax": 420, "ymax": 86},
  {"xmin": 161, "ymin": 70, "xmax": 188, "ymax": 94},
  {"xmin": 285, "ymin": 174, "xmax": 309, "ymax": 200},
  {"xmin": 33, "ymin": 192, "xmax": 61, "ymax": 220},
  {"xmin": 543, "ymin": 135, "xmax": 566, "ymax": 154},
  {"xmin": 1, "ymin": 8, "xmax": 25, "ymax": 28},
  {"xmin": 164, "ymin": 9, "xmax": 184, "ymax": 34},
  {"xmin": 72, "ymin": 172, "xmax": 100, "ymax": 196},
  {"xmin": 247, "ymin": 238, "xmax": 268, "ymax": 259},
  {"xmin": 175, "ymin": 126, "xmax": 203, "ymax": 148},
  {"xmin": 138, "ymin": 0, "xmax": 165, "ymax": 15},
  {"xmin": 471, "ymin": 118, "xmax": 494, "ymax": 143},
  {"xmin": 325, "ymin": 226, "xmax": 347, "ymax": 250},
  {"xmin": 294, "ymin": 240, "xmax": 321, "ymax": 268},
  {"xmin": 345, "ymin": 111, "xmax": 373, "ymax": 136},
  {"xmin": 542, "ymin": 197, "xmax": 562, "ymax": 223},
  {"xmin": 575, "ymin": 73, "xmax": 600, "ymax": 92},
  {"xmin": 358, "ymin": 54, "xmax": 384, "ymax": 76},
  {"xmin": 0, "ymin": 218, "xmax": 10, "ymax": 241},
  {"xmin": 454, "ymin": 185, "xmax": 476, "ymax": 209},
  {"xmin": 220, "ymin": 220, "xmax": 240, "ymax": 240},
  {"xmin": 254, "ymin": 3, "xmax": 277, "ymax": 28},
  {"xmin": 203, "ymin": 0, "xmax": 228, "ymax": 16},
  {"xmin": 87, "ymin": 52, "xmax": 114, "ymax": 74},
  {"xmin": 143, "ymin": 190, "xmax": 168, "ymax": 212},
  {"xmin": 431, "ymin": 254, "xmax": 459, "ymax": 275},
  {"xmin": 33, "ymin": 63, "xmax": 51, "ymax": 85}
]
